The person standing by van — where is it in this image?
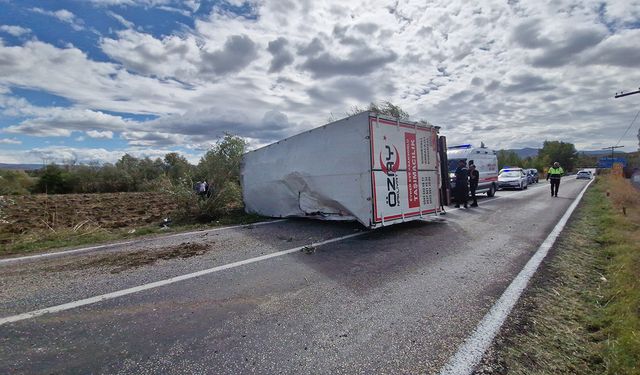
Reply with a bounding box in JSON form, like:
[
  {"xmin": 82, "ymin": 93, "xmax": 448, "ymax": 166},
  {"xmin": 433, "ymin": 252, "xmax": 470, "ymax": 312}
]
[
  {"xmin": 454, "ymin": 159, "xmax": 469, "ymax": 208},
  {"xmin": 469, "ymin": 163, "xmax": 479, "ymax": 207},
  {"xmin": 546, "ymin": 161, "xmax": 564, "ymax": 197}
]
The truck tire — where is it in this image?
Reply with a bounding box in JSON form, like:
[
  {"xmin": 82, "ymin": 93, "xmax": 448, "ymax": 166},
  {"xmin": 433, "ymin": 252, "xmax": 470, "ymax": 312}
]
[{"xmin": 487, "ymin": 184, "xmax": 496, "ymax": 197}]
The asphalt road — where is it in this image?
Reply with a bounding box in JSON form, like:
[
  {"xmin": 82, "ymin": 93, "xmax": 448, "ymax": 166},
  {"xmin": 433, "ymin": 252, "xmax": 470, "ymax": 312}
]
[{"xmin": 0, "ymin": 177, "xmax": 591, "ymax": 374}]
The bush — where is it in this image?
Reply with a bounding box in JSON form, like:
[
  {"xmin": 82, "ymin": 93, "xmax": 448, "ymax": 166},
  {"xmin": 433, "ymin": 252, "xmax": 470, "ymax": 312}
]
[
  {"xmin": 169, "ymin": 134, "xmax": 247, "ymax": 222},
  {"xmin": 0, "ymin": 170, "xmax": 35, "ymax": 195},
  {"xmin": 33, "ymin": 165, "xmax": 75, "ymax": 194}
]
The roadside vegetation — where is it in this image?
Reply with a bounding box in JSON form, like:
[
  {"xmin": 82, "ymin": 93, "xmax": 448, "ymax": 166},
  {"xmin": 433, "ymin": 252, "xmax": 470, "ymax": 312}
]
[
  {"xmin": 0, "ymin": 134, "xmax": 264, "ymax": 256},
  {"xmin": 477, "ymin": 175, "xmax": 640, "ymax": 374},
  {"xmin": 497, "ymin": 140, "xmax": 580, "ymax": 172},
  {"xmin": 498, "ymin": 143, "xmax": 640, "ymax": 176}
]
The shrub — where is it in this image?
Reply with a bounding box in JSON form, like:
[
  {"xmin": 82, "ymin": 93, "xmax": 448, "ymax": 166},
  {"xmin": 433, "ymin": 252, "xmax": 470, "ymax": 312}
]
[
  {"xmin": 169, "ymin": 134, "xmax": 247, "ymax": 222},
  {"xmin": 0, "ymin": 170, "xmax": 35, "ymax": 195}
]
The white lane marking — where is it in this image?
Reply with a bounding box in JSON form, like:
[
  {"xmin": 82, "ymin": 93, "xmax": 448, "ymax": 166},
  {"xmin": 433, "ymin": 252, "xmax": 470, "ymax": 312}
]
[
  {"xmin": 0, "ymin": 219, "xmax": 287, "ymax": 265},
  {"xmin": 438, "ymin": 178, "xmax": 594, "ymax": 375},
  {"xmin": 0, "ymin": 231, "xmax": 365, "ymax": 326},
  {"xmin": 447, "ymin": 180, "xmax": 554, "ymax": 212},
  {"xmin": 0, "ymin": 241, "xmax": 136, "ymax": 265}
]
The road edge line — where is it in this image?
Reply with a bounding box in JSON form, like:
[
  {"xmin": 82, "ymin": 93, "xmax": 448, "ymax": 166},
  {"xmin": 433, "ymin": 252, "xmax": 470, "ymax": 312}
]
[
  {"xmin": 438, "ymin": 178, "xmax": 594, "ymax": 375},
  {"xmin": 0, "ymin": 231, "xmax": 366, "ymax": 326},
  {"xmin": 0, "ymin": 219, "xmax": 287, "ymax": 265}
]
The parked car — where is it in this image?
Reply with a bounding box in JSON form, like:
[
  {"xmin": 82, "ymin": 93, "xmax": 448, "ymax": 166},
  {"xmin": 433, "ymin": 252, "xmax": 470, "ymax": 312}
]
[
  {"xmin": 525, "ymin": 168, "xmax": 539, "ymax": 184},
  {"xmin": 576, "ymin": 170, "xmax": 592, "ymax": 179},
  {"xmin": 498, "ymin": 168, "xmax": 528, "ymax": 190}
]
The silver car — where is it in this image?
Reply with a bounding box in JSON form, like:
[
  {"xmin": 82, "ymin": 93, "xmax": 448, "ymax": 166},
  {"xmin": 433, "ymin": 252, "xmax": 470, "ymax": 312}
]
[
  {"xmin": 498, "ymin": 169, "xmax": 528, "ymax": 190},
  {"xmin": 576, "ymin": 170, "xmax": 592, "ymax": 179}
]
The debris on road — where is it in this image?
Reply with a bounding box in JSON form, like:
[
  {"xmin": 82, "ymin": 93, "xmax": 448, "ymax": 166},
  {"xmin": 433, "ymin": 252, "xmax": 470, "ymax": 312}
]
[
  {"xmin": 45, "ymin": 242, "xmax": 210, "ymax": 274},
  {"xmin": 301, "ymin": 245, "xmax": 316, "ymax": 255}
]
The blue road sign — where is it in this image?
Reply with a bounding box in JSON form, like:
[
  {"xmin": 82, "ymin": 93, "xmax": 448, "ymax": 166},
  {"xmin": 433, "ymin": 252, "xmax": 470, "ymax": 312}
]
[{"xmin": 598, "ymin": 157, "xmax": 627, "ymax": 168}]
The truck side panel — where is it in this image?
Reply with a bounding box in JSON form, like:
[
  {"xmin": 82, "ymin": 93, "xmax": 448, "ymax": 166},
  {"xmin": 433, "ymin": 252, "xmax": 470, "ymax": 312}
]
[{"xmin": 241, "ymin": 112, "xmax": 374, "ymax": 226}]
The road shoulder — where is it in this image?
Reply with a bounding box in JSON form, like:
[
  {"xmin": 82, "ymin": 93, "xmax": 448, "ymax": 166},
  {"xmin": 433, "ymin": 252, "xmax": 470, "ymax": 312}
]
[{"xmin": 475, "ymin": 177, "xmax": 639, "ymax": 374}]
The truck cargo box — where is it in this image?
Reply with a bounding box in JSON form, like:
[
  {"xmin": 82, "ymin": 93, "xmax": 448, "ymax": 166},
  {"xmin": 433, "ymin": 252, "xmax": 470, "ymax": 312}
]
[{"xmin": 241, "ymin": 111, "xmax": 442, "ymax": 228}]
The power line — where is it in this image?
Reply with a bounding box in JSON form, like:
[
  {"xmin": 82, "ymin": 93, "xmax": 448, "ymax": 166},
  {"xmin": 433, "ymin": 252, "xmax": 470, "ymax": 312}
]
[
  {"xmin": 615, "ymin": 88, "xmax": 640, "ymax": 98},
  {"xmin": 602, "ymin": 145, "xmax": 624, "ymax": 161},
  {"xmin": 615, "ymin": 109, "xmax": 640, "ymax": 147}
]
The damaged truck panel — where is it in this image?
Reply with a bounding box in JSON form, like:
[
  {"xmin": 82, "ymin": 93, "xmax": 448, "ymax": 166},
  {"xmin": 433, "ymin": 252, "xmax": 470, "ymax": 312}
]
[{"xmin": 241, "ymin": 111, "xmax": 442, "ymax": 228}]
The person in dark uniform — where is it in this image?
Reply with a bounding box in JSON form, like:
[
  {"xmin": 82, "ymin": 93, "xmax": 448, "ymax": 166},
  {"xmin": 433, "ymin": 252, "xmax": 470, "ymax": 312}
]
[
  {"xmin": 546, "ymin": 161, "xmax": 564, "ymax": 197},
  {"xmin": 468, "ymin": 163, "xmax": 479, "ymax": 207},
  {"xmin": 454, "ymin": 159, "xmax": 469, "ymax": 208}
]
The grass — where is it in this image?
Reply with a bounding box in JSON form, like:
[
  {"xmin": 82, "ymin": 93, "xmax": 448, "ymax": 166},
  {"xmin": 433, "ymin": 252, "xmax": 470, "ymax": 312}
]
[
  {"xmin": 476, "ymin": 175, "xmax": 640, "ymax": 375},
  {"xmin": 0, "ymin": 210, "xmax": 266, "ymax": 257},
  {"xmin": 596, "ymin": 176, "xmax": 640, "ymax": 374}
]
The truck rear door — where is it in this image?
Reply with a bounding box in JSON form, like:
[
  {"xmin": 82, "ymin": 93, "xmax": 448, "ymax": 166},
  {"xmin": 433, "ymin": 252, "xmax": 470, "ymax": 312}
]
[{"xmin": 369, "ymin": 116, "xmax": 440, "ymax": 226}]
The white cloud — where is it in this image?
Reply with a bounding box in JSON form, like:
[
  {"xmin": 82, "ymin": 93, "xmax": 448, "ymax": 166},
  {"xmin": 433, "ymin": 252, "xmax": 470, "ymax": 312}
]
[
  {"xmin": 30, "ymin": 8, "xmax": 85, "ymax": 31},
  {"xmin": 4, "ymin": 107, "xmax": 132, "ymax": 136},
  {"xmin": 0, "ymin": 40, "xmax": 194, "ymax": 114},
  {"xmin": 88, "ymin": 0, "xmax": 174, "ymax": 6},
  {"xmin": 13, "ymin": 146, "xmax": 200, "ymax": 165},
  {"xmin": 88, "ymin": 0, "xmax": 201, "ymax": 15},
  {"xmin": 1, "ymin": 0, "xmax": 639, "ymax": 164},
  {"xmin": 106, "ymin": 11, "xmax": 135, "ymax": 29},
  {"xmin": 0, "ymin": 137, "xmax": 21, "ymax": 144},
  {"xmin": 100, "ymin": 30, "xmax": 201, "ymax": 79},
  {"xmin": 0, "ymin": 25, "xmax": 31, "ymax": 37},
  {"xmin": 86, "ymin": 130, "xmax": 114, "ymax": 139}
]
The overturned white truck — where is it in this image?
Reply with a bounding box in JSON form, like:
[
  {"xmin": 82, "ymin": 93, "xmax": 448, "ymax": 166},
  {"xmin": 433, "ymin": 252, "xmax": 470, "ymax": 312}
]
[{"xmin": 241, "ymin": 111, "xmax": 445, "ymax": 228}]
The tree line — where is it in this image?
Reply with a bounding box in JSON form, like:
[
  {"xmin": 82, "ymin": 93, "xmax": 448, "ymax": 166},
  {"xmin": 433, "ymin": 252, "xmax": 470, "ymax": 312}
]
[
  {"xmin": 497, "ymin": 140, "xmax": 589, "ymax": 173},
  {"xmin": 0, "ymin": 138, "xmax": 612, "ymax": 197},
  {"xmin": 0, "ymin": 135, "xmax": 247, "ymax": 220}
]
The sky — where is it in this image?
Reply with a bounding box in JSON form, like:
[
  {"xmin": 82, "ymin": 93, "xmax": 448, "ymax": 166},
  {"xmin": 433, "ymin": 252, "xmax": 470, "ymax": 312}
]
[{"xmin": 0, "ymin": 0, "xmax": 639, "ymax": 165}]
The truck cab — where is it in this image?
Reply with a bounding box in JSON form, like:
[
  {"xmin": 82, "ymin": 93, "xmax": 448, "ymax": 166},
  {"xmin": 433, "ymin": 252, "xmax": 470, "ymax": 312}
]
[{"xmin": 447, "ymin": 144, "xmax": 498, "ymax": 197}]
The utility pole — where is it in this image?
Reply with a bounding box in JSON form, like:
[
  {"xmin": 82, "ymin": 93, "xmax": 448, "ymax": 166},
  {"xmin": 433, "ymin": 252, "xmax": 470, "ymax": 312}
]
[
  {"xmin": 602, "ymin": 145, "xmax": 624, "ymax": 160},
  {"xmin": 615, "ymin": 87, "xmax": 640, "ymax": 98}
]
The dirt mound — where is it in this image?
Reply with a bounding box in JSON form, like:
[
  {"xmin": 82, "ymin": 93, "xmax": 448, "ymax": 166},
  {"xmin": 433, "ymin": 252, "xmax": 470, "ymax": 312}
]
[{"xmin": 47, "ymin": 242, "xmax": 210, "ymax": 273}]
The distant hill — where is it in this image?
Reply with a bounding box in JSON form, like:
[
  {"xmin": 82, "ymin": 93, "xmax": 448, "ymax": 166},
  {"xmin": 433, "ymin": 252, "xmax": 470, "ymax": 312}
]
[
  {"xmin": 504, "ymin": 148, "xmax": 628, "ymax": 159},
  {"xmin": 577, "ymin": 150, "xmax": 628, "ymax": 156},
  {"xmin": 505, "ymin": 147, "xmax": 539, "ymax": 159},
  {"xmin": 0, "ymin": 163, "xmax": 43, "ymax": 171}
]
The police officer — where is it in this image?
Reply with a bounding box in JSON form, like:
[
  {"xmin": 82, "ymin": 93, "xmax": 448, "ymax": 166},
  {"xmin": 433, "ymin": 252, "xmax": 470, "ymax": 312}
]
[
  {"xmin": 454, "ymin": 159, "xmax": 469, "ymax": 208},
  {"xmin": 546, "ymin": 161, "xmax": 564, "ymax": 197},
  {"xmin": 468, "ymin": 163, "xmax": 479, "ymax": 207}
]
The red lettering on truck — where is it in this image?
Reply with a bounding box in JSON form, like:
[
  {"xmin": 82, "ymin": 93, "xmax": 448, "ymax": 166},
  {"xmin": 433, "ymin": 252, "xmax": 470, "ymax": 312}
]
[{"xmin": 405, "ymin": 133, "xmax": 420, "ymax": 208}]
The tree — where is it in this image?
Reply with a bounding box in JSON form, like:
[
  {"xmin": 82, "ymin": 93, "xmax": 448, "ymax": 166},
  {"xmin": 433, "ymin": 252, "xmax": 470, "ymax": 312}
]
[
  {"xmin": 33, "ymin": 165, "xmax": 74, "ymax": 194},
  {"xmin": 347, "ymin": 101, "xmax": 410, "ymax": 120},
  {"xmin": 164, "ymin": 152, "xmax": 192, "ymax": 183},
  {"xmin": 113, "ymin": 154, "xmax": 164, "ymax": 191},
  {"xmin": 497, "ymin": 150, "xmax": 522, "ymax": 169},
  {"xmin": 183, "ymin": 134, "xmax": 248, "ymax": 219},
  {"xmin": 538, "ymin": 141, "xmax": 578, "ymax": 171},
  {"xmin": 198, "ymin": 134, "xmax": 247, "ymax": 188}
]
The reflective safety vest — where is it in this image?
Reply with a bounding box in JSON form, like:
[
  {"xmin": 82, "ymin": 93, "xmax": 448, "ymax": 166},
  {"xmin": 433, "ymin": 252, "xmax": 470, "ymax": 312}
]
[{"xmin": 548, "ymin": 166, "xmax": 564, "ymax": 178}]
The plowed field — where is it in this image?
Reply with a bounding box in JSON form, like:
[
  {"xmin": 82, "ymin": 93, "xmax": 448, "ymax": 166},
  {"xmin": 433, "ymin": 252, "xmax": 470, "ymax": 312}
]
[{"xmin": 0, "ymin": 192, "xmax": 177, "ymax": 237}]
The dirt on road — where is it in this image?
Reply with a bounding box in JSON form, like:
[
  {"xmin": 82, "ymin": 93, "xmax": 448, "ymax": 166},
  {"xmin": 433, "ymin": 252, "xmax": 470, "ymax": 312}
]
[{"xmin": 44, "ymin": 242, "xmax": 210, "ymax": 274}]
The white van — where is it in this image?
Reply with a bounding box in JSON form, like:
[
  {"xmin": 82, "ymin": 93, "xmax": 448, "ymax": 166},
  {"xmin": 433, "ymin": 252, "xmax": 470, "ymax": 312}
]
[{"xmin": 447, "ymin": 144, "xmax": 499, "ymax": 197}]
